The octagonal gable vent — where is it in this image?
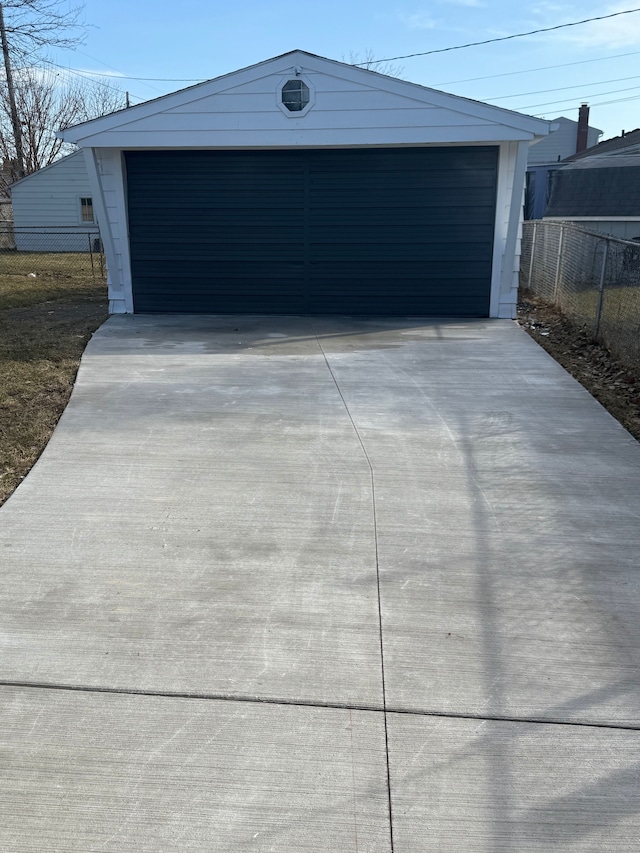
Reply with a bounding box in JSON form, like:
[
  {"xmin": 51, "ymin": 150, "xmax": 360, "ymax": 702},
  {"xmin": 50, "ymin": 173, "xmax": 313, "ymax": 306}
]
[
  {"xmin": 282, "ymin": 79, "xmax": 309, "ymax": 111},
  {"xmin": 277, "ymin": 73, "xmax": 314, "ymax": 117}
]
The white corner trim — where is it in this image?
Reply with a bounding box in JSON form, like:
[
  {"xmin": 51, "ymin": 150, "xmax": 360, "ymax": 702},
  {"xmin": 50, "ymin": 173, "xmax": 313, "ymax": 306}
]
[
  {"xmin": 497, "ymin": 301, "xmax": 517, "ymax": 319},
  {"xmin": 489, "ymin": 143, "xmax": 510, "ymax": 318},
  {"xmin": 109, "ymin": 298, "xmax": 127, "ymax": 313},
  {"xmin": 494, "ymin": 140, "xmax": 528, "ymax": 317},
  {"xmin": 111, "ymin": 152, "xmax": 134, "ymax": 313},
  {"xmin": 83, "ymin": 148, "xmax": 121, "ymax": 296}
]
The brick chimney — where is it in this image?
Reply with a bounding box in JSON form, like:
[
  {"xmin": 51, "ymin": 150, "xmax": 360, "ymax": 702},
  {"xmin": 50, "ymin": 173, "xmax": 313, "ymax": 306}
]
[{"xmin": 576, "ymin": 103, "xmax": 590, "ymax": 153}]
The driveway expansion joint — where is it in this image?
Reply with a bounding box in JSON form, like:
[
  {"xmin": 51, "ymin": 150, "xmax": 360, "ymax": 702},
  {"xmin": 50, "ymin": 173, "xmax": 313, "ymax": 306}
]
[{"xmin": 309, "ymin": 319, "xmax": 396, "ymax": 853}]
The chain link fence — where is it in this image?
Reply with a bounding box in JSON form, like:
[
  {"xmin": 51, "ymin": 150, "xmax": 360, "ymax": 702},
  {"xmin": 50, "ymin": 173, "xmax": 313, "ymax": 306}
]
[
  {"xmin": 520, "ymin": 220, "xmax": 640, "ymax": 369},
  {"xmin": 0, "ymin": 224, "xmax": 106, "ymax": 286}
]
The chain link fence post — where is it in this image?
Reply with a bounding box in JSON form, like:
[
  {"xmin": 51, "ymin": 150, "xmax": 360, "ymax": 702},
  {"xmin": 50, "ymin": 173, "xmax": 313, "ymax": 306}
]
[
  {"xmin": 553, "ymin": 224, "xmax": 564, "ymax": 304},
  {"xmin": 88, "ymin": 231, "xmax": 96, "ymax": 283},
  {"xmin": 528, "ymin": 220, "xmax": 537, "ymax": 289},
  {"xmin": 594, "ymin": 241, "xmax": 609, "ymax": 340}
]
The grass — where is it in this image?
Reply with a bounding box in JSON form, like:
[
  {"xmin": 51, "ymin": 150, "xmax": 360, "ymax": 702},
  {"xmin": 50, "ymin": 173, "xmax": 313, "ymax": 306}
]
[
  {"xmin": 0, "ymin": 251, "xmax": 105, "ymax": 309},
  {"xmin": 0, "ymin": 255, "xmax": 108, "ymax": 506}
]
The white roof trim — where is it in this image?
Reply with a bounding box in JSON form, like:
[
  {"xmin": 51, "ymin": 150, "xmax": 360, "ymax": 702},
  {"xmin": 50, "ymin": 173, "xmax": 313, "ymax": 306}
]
[{"xmin": 59, "ymin": 49, "xmax": 552, "ymax": 145}]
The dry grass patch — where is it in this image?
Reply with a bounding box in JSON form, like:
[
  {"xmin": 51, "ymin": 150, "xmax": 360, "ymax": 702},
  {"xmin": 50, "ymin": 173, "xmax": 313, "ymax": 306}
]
[
  {"xmin": 0, "ymin": 264, "xmax": 108, "ymax": 506},
  {"xmin": 0, "ymin": 250, "xmax": 105, "ymax": 309}
]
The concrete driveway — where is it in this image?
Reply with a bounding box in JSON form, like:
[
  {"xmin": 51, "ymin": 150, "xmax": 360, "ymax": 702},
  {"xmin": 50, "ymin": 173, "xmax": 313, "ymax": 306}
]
[{"xmin": 2, "ymin": 314, "xmax": 640, "ymax": 850}]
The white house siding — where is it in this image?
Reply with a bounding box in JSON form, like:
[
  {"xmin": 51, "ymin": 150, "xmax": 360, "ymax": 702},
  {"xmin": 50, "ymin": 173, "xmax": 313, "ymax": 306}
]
[
  {"xmin": 61, "ymin": 51, "xmax": 552, "ymax": 317},
  {"xmin": 527, "ymin": 117, "xmax": 602, "ymax": 166},
  {"xmin": 69, "ymin": 62, "xmax": 543, "ymax": 150},
  {"xmin": 11, "ymin": 151, "xmax": 98, "ymax": 251}
]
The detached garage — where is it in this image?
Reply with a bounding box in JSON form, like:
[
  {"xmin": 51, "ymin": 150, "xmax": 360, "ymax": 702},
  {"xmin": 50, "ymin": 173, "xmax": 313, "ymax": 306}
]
[{"xmin": 60, "ymin": 50, "xmax": 551, "ymax": 318}]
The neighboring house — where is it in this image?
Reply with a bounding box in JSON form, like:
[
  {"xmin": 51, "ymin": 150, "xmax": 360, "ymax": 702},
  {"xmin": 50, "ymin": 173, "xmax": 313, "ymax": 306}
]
[
  {"xmin": 525, "ymin": 107, "xmax": 602, "ymax": 219},
  {"xmin": 59, "ymin": 50, "xmax": 552, "ymax": 318},
  {"xmin": 10, "ymin": 150, "xmax": 99, "ymax": 251},
  {"xmin": 544, "ymin": 128, "xmax": 640, "ymax": 240}
]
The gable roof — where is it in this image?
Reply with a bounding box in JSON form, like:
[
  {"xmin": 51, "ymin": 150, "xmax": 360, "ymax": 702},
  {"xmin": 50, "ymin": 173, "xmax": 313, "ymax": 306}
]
[
  {"xmin": 8, "ymin": 150, "xmax": 84, "ymax": 190},
  {"xmin": 59, "ymin": 49, "xmax": 551, "ymax": 148},
  {"xmin": 563, "ymin": 127, "xmax": 640, "ymax": 162}
]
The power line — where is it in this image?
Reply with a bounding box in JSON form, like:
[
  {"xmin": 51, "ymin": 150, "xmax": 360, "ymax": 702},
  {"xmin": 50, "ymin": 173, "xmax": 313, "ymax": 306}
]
[
  {"xmin": 485, "ymin": 74, "xmax": 640, "ymax": 102},
  {"xmin": 56, "ymin": 67, "xmax": 207, "ymax": 83},
  {"xmin": 514, "ymin": 83, "xmax": 640, "ymax": 111},
  {"xmin": 68, "ymin": 47, "xmax": 166, "ymax": 95},
  {"xmin": 532, "ymin": 92, "xmax": 640, "ymax": 115},
  {"xmin": 356, "ymin": 8, "xmax": 640, "ymax": 64},
  {"xmin": 433, "ymin": 49, "xmax": 640, "ymax": 86},
  {"xmin": 583, "ymin": 94, "xmax": 640, "ymax": 108},
  {"xmin": 43, "ymin": 47, "xmax": 640, "ymax": 88},
  {"xmin": 40, "ymin": 57, "xmax": 146, "ymax": 102}
]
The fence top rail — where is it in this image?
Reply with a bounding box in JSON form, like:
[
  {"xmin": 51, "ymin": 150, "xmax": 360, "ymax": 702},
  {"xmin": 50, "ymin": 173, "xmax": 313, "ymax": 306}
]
[
  {"xmin": 0, "ymin": 225, "xmax": 100, "ymax": 231},
  {"xmin": 525, "ymin": 219, "xmax": 640, "ymax": 249}
]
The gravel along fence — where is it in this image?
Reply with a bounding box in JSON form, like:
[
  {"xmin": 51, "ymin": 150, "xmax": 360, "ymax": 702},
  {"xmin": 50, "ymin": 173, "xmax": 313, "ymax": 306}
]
[{"xmin": 520, "ymin": 220, "xmax": 640, "ymax": 370}]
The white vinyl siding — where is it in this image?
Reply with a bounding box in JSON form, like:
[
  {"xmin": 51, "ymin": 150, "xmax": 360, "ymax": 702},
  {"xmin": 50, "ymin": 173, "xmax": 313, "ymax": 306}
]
[
  {"xmin": 64, "ymin": 56, "xmax": 547, "ymax": 150},
  {"xmin": 10, "ymin": 151, "xmax": 98, "ymax": 251},
  {"xmin": 528, "ymin": 117, "xmax": 602, "ymax": 166}
]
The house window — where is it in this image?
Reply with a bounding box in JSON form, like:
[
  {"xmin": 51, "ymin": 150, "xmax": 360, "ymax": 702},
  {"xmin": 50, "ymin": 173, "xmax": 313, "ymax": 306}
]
[
  {"xmin": 80, "ymin": 197, "xmax": 94, "ymax": 223},
  {"xmin": 281, "ymin": 79, "xmax": 310, "ymax": 112}
]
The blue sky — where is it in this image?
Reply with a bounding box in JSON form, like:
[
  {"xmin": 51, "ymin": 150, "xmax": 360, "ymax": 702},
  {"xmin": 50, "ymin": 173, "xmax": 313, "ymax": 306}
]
[{"xmin": 45, "ymin": 0, "xmax": 640, "ymax": 140}]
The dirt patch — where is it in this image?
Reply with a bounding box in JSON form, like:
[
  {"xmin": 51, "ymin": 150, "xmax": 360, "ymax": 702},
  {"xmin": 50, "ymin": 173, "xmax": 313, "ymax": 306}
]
[{"xmin": 517, "ymin": 291, "xmax": 640, "ymax": 442}]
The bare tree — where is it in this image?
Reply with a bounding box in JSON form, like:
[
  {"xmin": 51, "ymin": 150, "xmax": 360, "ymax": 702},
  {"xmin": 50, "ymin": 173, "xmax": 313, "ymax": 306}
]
[
  {"xmin": 346, "ymin": 50, "xmax": 404, "ymax": 79},
  {"xmin": 0, "ymin": 0, "xmax": 86, "ymax": 177},
  {"xmin": 0, "ymin": 0, "xmax": 84, "ymax": 55},
  {"xmin": 0, "ymin": 67, "xmax": 124, "ymax": 184}
]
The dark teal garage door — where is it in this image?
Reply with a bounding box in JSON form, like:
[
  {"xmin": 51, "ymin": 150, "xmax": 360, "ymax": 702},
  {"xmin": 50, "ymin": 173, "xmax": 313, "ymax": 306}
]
[{"xmin": 125, "ymin": 147, "xmax": 498, "ymax": 315}]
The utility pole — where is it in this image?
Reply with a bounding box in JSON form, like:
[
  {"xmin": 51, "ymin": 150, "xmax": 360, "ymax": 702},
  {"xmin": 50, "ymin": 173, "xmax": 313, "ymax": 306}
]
[{"xmin": 0, "ymin": 2, "xmax": 25, "ymax": 178}]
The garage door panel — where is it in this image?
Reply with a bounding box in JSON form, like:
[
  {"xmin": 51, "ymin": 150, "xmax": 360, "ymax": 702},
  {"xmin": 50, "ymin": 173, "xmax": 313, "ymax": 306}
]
[
  {"xmin": 310, "ymin": 188, "xmax": 497, "ymax": 209},
  {"xmin": 129, "ymin": 196, "xmax": 305, "ymax": 213},
  {"xmin": 307, "ymin": 294, "xmax": 490, "ymax": 317},
  {"xmin": 130, "ymin": 222, "xmax": 304, "ymax": 243},
  {"xmin": 309, "ymin": 241, "xmax": 491, "ymax": 262},
  {"xmin": 309, "ymin": 171, "xmax": 498, "ymax": 191},
  {"xmin": 133, "ymin": 243, "xmax": 305, "ymax": 266},
  {"xmin": 308, "ymin": 147, "xmax": 498, "ymax": 170},
  {"xmin": 134, "ymin": 292, "xmax": 309, "ymax": 314},
  {"xmin": 130, "ymin": 234, "xmax": 305, "ymax": 253},
  {"xmin": 126, "ymin": 148, "xmax": 497, "ymax": 316},
  {"xmin": 134, "ymin": 262, "xmax": 306, "ymax": 279},
  {"xmin": 309, "ymin": 207, "xmax": 496, "ymax": 226},
  {"xmin": 308, "ymin": 273, "xmax": 492, "ymax": 289},
  {"xmin": 135, "ymin": 239, "xmax": 492, "ymax": 264},
  {"xmin": 131, "ymin": 242, "xmax": 304, "ymax": 261},
  {"xmin": 308, "ymin": 261, "xmax": 493, "ymax": 279},
  {"xmin": 309, "ymin": 226, "xmax": 495, "ymax": 245},
  {"xmin": 134, "ymin": 277, "xmax": 307, "ymax": 294}
]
